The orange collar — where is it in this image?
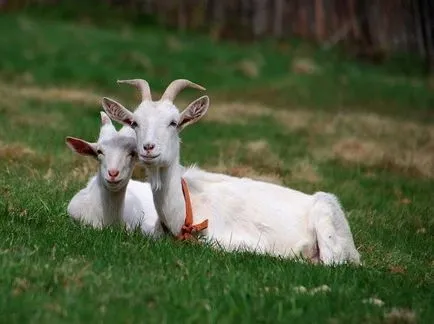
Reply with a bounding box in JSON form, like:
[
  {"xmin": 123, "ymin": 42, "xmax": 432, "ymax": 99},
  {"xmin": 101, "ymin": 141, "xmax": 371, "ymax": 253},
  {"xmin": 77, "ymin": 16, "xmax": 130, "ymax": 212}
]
[{"xmin": 176, "ymin": 178, "xmax": 208, "ymax": 241}]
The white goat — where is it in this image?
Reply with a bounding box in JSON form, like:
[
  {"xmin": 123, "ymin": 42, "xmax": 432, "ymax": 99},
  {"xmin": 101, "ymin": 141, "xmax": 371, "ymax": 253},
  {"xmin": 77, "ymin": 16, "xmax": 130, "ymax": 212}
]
[
  {"xmin": 66, "ymin": 111, "xmax": 162, "ymax": 237},
  {"xmin": 102, "ymin": 79, "xmax": 360, "ymax": 264}
]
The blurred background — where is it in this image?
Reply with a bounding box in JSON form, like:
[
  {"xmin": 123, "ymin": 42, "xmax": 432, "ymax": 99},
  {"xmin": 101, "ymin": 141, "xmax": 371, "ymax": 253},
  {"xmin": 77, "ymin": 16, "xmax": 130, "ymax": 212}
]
[
  {"xmin": 1, "ymin": 0, "xmax": 433, "ymax": 115},
  {"xmin": 0, "ymin": 0, "xmax": 433, "ymax": 178},
  {"xmin": 2, "ymin": 0, "xmax": 434, "ymax": 73}
]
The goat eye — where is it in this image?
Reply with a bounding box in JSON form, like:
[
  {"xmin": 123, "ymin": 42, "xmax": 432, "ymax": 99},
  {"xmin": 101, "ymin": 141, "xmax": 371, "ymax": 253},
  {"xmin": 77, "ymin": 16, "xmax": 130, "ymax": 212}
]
[
  {"xmin": 97, "ymin": 149, "xmax": 103, "ymax": 155},
  {"xmin": 130, "ymin": 121, "xmax": 138, "ymax": 129},
  {"xmin": 129, "ymin": 151, "xmax": 136, "ymax": 157},
  {"xmin": 169, "ymin": 121, "xmax": 177, "ymax": 127}
]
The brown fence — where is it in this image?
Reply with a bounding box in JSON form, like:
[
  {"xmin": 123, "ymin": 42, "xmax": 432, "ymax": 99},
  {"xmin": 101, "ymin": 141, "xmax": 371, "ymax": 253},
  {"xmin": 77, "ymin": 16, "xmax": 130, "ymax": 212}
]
[{"xmin": 3, "ymin": 0, "xmax": 434, "ymax": 70}]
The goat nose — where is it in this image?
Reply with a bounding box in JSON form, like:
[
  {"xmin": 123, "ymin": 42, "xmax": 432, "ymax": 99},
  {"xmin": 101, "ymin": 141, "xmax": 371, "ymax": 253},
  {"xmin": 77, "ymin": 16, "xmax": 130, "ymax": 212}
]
[
  {"xmin": 143, "ymin": 143, "xmax": 155, "ymax": 151},
  {"xmin": 108, "ymin": 169, "xmax": 119, "ymax": 177}
]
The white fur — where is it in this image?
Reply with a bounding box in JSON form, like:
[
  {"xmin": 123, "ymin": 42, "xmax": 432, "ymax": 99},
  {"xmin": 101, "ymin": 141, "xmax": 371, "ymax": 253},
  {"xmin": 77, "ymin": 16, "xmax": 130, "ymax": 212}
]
[
  {"xmin": 102, "ymin": 81, "xmax": 360, "ymax": 264},
  {"xmin": 66, "ymin": 112, "xmax": 162, "ymax": 237}
]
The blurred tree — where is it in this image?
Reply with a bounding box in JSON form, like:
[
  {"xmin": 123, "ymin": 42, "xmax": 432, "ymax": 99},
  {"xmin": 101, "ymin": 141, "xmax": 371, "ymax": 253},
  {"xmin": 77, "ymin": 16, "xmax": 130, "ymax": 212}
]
[
  {"xmin": 315, "ymin": 0, "xmax": 325, "ymax": 41},
  {"xmin": 416, "ymin": 0, "xmax": 434, "ymax": 73},
  {"xmin": 252, "ymin": 0, "xmax": 268, "ymax": 37},
  {"xmin": 273, "ymin": 0, "xmax": 284, "ymax": 38}
]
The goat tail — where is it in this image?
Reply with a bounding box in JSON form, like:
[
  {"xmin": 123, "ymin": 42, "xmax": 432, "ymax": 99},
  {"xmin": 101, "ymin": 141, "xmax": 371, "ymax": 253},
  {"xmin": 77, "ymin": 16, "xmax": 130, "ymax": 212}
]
[{"xmin": 310, "ymin": 192, "xmax": 361, "ymax": 265}]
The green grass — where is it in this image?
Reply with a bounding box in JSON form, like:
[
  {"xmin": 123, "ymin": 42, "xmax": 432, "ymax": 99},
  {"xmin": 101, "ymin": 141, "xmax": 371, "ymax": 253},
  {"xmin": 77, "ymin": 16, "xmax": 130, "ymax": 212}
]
[{"xmin": 0, "ymin": 14, "xmax": 433, "ymax": 323}]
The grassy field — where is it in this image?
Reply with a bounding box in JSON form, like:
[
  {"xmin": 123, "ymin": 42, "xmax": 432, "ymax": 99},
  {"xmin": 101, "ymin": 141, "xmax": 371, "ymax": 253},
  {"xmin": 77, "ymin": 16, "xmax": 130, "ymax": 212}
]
[{"xmin": 0, "ymin": 13, "xmax": 433, "ymax": 323}]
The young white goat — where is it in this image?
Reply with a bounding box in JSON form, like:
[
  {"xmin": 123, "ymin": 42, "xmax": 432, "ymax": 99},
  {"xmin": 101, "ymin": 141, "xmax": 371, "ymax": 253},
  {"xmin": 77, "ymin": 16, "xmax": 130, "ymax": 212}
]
[
  {"xmin": 102, "ymin": 79, "xmax": 361, "ymax": 264},
  {"xmin": 66, "ymin": 111, "xmax": 162, "ymax": 236}
]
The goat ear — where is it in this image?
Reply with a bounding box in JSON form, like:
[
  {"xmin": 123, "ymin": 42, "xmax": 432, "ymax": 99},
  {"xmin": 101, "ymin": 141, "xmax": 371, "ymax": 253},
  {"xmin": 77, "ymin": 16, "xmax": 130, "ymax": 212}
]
[
  {"xmin": 65, "ymin": 137, "xmax": 97, "ymax": 157},
  {"xmin": 100, "ymin": 111, "xmax": 113, "ymax": 126},
  {"xmin": 178, "ymin": 95, "xmax": 209, "ymax": 131},
  {"xmin": 102, "ymin": 97, "xmax": 135, "ymax": 127}
]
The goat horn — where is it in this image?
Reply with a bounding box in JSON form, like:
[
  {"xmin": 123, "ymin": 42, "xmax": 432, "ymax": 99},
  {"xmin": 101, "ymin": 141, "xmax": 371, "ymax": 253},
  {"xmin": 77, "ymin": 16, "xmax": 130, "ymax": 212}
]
[
  {"xmin": 160, "ymin": 79, "xmax": 206, "ymax": 102},
  {"xmin": 117, "ymin": 79, "xmax": 152, "ymax": 101}
]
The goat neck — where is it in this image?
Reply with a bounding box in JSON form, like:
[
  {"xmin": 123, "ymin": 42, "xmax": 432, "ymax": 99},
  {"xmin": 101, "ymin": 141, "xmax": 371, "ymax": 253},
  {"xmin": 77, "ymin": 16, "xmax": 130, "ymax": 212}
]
[
  {"xmin": 149, "ymin": 156, "xmax": 186, "ymax": 235},
  {"xmin": 97, "ymin": 172, "xmax": 127, "ymax": 226}
]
